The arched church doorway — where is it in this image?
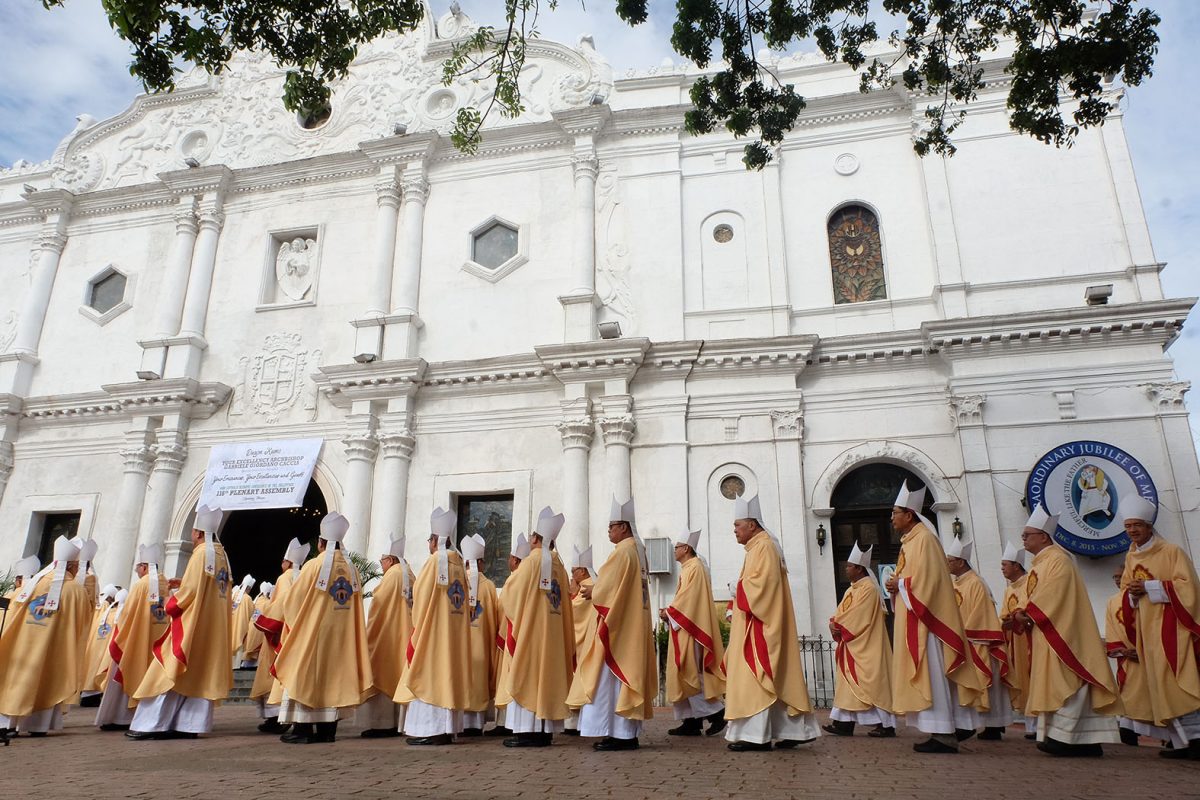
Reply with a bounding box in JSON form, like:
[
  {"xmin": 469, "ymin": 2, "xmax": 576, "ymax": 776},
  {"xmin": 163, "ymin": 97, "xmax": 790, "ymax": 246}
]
[
  {"xmin": 220, "ymin": 480, "xmax": 327, "ymax": 591},
  {"xmin": 830, "ymin": 463, "xmax": 936, "ymax": 603}
]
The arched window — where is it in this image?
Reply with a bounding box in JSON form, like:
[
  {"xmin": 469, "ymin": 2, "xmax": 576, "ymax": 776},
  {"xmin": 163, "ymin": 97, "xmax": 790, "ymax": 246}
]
[{"xmin": 827, "ymin": 204, "xmax": 886, "ymax": 304}]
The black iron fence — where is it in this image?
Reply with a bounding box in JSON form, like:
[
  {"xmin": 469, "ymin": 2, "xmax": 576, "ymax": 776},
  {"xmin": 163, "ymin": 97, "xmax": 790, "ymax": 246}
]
[{"xmin": 798, "ymin": 635, "xmax": 838, "ymax": 708}]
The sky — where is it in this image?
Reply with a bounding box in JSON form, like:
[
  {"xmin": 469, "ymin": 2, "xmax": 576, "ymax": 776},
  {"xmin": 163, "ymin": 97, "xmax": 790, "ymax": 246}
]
[{"xmin": 1, "ymin": 1, "xmax": 1197, "ymax": 429}]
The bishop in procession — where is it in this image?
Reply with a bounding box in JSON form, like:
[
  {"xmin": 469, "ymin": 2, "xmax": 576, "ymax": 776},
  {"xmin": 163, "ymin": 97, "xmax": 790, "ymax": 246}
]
[{"xmin": 359, "ymin": 537, "xmax": 415, "ymax": 738}]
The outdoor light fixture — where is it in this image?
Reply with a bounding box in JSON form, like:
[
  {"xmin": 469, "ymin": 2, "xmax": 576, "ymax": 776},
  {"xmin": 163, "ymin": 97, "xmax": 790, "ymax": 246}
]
[
  {"xmin": 815, "ymin": 523, "xmax": 826, "ymax": 553},
  {"xmin": 1084, "ymin": 284, "xmax": 1113, "ymax": 306},
  {"xmin": 953, "ymin": 516, "xmax": 964, "ymax": 539},
  {"xmin": 393, "ymin": 122, "xmax": 408, "ymax": 136},
  {"xmin": 597, "ymin": 321, "xmax": 622, "ymax": 339}
]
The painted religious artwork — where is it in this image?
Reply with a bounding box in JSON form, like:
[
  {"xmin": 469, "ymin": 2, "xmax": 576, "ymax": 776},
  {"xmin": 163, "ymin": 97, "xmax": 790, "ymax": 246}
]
[
  {"xmin": 828, "ymin": 204, "xmax": 887, "ymax": 304},
  {"xmin": 456, "ymin": 495, "xmax": 514, "ymax": 588}
]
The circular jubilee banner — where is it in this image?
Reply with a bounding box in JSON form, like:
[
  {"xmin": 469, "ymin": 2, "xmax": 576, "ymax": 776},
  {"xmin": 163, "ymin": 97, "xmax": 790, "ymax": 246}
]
[{"xmin": 1025, "ymin": 440, "xmax": 1158, "ymax": 557}]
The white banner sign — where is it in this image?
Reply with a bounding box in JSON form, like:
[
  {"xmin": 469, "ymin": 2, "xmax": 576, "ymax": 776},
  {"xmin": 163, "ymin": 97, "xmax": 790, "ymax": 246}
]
[{"xmin": 199, "ymin": 439, "xmax": 324, "ymax": 511}]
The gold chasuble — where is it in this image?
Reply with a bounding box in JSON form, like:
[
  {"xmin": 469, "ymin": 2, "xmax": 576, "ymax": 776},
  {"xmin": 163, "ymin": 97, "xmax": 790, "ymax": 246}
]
[
  {"xmin": 891, "ymin": 523, "xmax": 983, "ymax": 713},
  {"xmin": 133, "ymin": 541, "xmax": 234, "ymax": 702},
  {"xmin": 830, "ymin": 577, "xmax": 893, "ymax": 713},
  {"xmin": 466, "ymin": 574, "xmax": 501, "ymax": 713},
  {"xmin": 725, "ymin": 530, "xmax": 811, "ymax": 719},
  {"xmin": 82, "ymin": 601, "xmax": 120, "ymax": 692},
  {"xmin": 0, "ymin": 572, "xmax": 90, "ymax": 717},
  {"xmin": 230, "ymin": 590, "xmax": 255, "ymax": 656},
  {"xmin": 568, "ymin": 537, "xmax": 657, "ymax": 720},
  {"xmin": 955, "ymin": 570, "xmax": 1009, "ymax": 711},
  {"xmin": 501, "ymin": 545, "xmax": 576, "ymax": 720},
  {"xmin": 1105, "ymin": 591, "xmax": 1154, "ymax": 722},
  {"xmin": 252, "ymin": 567, "xmax": 297, "ymax": 704},
  {"xmin": 242, "ymin": 593, "xmax": 270, "ymax": 662},
  {"xmin": 274, "ymin": 550, "xmax": 373, "ymax": 710},
  {"xmin": 1024, "ymin": 545, "xmax": 1120, "ymax": 716},
  {"xmin": 1001, "ymin": 574, "xmax": 1033, "ymax": 712},
  {"xmin": 572, "ymin": 576, "xmax": 597, "ymax": 666},
  {"xmin": 666, "ymin": 557, "xmax": 726, "ymax": 705},
  {"xmin": 1120, "ymin": 536, "xmax": 1200, "ymax": 725},
  {"xmin": 395, "ymin": 551, "xmax": 471, "ymax": 710},
  {"xmin": 109, "ymin": 572, "xmax": 169, "ymax": 705},
  {"xmin": 365, "ymin": 562, "xmax": 415, "ymax": 702},
  {"xmin": 494, "ymin": 590, "xmax": 513, "ymax": 708}
]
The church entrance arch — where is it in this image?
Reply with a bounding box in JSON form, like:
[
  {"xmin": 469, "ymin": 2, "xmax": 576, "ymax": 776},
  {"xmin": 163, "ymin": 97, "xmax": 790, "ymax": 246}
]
[
  {"xmin": 220, "ymin": 479, "xmax": 327, "ymax": 587},
  {"xmin": 829, "ymin": 463, "xmax": 936, "ymax": 605}
]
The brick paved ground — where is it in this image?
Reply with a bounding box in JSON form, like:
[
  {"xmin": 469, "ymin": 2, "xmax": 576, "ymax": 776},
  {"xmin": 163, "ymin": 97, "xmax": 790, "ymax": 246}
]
[{"xmin": 6, "ymin": 705, "xmax": 1200, "ymax": 799}]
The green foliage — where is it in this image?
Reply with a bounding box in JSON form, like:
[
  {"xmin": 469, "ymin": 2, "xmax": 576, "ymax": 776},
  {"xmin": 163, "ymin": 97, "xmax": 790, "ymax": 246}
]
[
  {"xmin": 0, "ymin": 568, "xmax": 14, "ymax": 598},
  {"xmin": 45, "ymin": 0, "xmax": 1159, "ymax": 168},
  {"xmin": 345, "ymin": 550, "xmax": 382, "ymax": 596}
]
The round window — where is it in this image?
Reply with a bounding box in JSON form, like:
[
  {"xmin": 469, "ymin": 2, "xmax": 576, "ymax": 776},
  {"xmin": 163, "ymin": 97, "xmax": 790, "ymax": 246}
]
[
  {"xmin": 720, "ymin": 475, "xmax": 745, "ymax": 499},
  {"xmin": 713, "ymin": 224, "xmax": 734, "ymax": 243}
]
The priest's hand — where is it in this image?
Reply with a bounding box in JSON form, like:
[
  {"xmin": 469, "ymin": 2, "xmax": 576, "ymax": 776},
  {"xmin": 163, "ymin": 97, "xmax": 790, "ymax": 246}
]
[
  {"xmin": 1011, "ymin": 609, "xmax": 1031, "ymax": 631},
  {"xmin": 1127, "ymin": 579, "xmax": 1146, "ymax": 598},
  {"xmin": 580, "ymin": 583, "xmax": 593, "ymax": 600},
  {"xmin": 659, "ymin": 608, "xmax": 668, "ymax": 621},
  {"xmin": 884, "ymin": 575, "xmax": 898, "ymax": 594}
]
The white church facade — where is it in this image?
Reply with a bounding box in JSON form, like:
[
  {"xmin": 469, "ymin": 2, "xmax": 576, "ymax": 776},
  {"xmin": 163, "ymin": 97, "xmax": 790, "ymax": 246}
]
[{"xmin": 0, "ymin": 7, "xmax": 1195, "ymax": 632}]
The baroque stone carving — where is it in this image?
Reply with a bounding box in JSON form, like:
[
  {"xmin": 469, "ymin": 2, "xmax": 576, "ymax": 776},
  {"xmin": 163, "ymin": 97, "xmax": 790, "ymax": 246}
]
[
  {"xmin": 556, "ymin": 417, "xmax": 595, "ymax": 450},
  {"xmin": 596, "ymin": 167, "xmax": 636, "ymax": 330},
  {"xmin": 1143, "ymin": 381, "xmax": 1190, "ymax": 410},
  {"xmin": 228, "ymin": 332, "xmax": 321, "ymax": 424},
  {"xmin": 948, "ymin": 394, "xmax": 985, "ymax": 426},
  {"xmin": 769, "ymin": 410, "xmax": 803, "ymax": 440},
  {"xmin": 0, "ymin": 311, "xmax": 17, "ymax": 353},
  {"xmin": 275, "ymin": 236, "xmax": 318, "ymax": 301},
  {"xmin": 48, "ymin": 12, "xmax": 615, "ymax": 192},
  {"xmin": 378, "ymin": 430, "xmax": 416, "ymax": 460},
  {"xmin": 599, "ymin": 414, "xmax": 636, "ymax": 447},
  {"xmin": 1054, "ymin": 390, "xmax": 1077, "ymax": 420}
]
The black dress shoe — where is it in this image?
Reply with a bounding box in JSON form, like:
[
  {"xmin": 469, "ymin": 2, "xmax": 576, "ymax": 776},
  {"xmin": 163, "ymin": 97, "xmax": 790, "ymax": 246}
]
[
  {"xmin": 484, "ymin": 726, "xmax": 512, "ymax": 737},
  {"xmin": 562, "ymin": 728, "xmax": 580, "ymax": 736},
  {"xmin": 668, "ymin": 718, "xmax": 703, "ymax": 736},
  {"xmin": 705, "ymin": 709, "xmax": 727, "ymax": 737},
  {"xmin": 1074, "ymin": 743, "xmax": 1104, "ymax": 758},
  {"xmin": 282, "ymin": 733, "xmax": 317, "ymax": 744},
  {"xmin": 775, "ymin": 738, "xmax": 815, "ymax": 749},
  {"xmin": 1036, "ymin": 737, "xmax": 1067, "ymax": 756},
  {"xmin": 1024, "ymin": 732, "xmax": 1037, "ymax": 740},
  {"xmin": 1119, "ymin": 727, "xmax": 1140, "ymax": 746},
  {"xmin": 955, "ymin": 728, "xmax": 977, "ymax": 742},
  {"xmin": 162, "ymin": 731, "xmax": 198, "ymax": 740},
  {"xmin": 26, "ymin": 732, "xmax": 47, "ymax": 738},
  {"xmin": 360, "ymin": 728, "xmax": 402, "ymax": 738},
  {"xmin": 868, "ymin": 725, "xmax": 896, "ymax": 738},
  {"xmin": 406, "ymin": 734, "xmax": 453, "ymax": 746},
  {"xmin": 459, "ymin": 727, "xmax": 484, "ymax": 737},
  {"xmin": 1158, "ymin": 741, "xmax": 1200, "ymax": 759},
  {"xmin": 593, "ymin": 736, "xmax": 639, "ymax": 751},
  {"xmin": 99, "ymin": 723, "xmax": 130, "ymax": 732},
  {"xmin": 258, "ymin": 718, "xmax": 289, "ymax": 734},
  {"xmin": 913, "ymin": 738, "xmax": 958, "ymax": 753},
  {"xmin": 281, "ymin": 723, "xmax": 314, "ymax": 744},
  {"xmin": 822, "ymin": 720, "xmax": 854, "ymax": 736},
  {"xmin": 727, "ymin": 740, "xmax": 772, "ymax": 752},
  {"xmin": 978, "ymin": 727, "xmax": 1004, "ymax": 741},
  {"xmin": 125, "ymin": 730, "xmax": 164, "ymax": 741},
  {"xmin": 503, "ymin": 733, "xmax": 552, "ymax": 748}
]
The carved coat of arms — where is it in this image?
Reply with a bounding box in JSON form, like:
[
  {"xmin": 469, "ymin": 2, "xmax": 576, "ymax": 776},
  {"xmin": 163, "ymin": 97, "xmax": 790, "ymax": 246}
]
[{"xmin": 229, "ymin": 333, "xmax": 320, "ymax": 424}]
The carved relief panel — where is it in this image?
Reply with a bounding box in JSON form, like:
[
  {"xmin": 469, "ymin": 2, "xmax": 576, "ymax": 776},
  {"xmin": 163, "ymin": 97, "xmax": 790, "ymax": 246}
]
[
  {"xmin": 228, "ymin": 332, "xmax": 321, "ymax": 424},
  {"xmin": 260, "ymin": 227, "xmax": 321, "ymax": 308}
]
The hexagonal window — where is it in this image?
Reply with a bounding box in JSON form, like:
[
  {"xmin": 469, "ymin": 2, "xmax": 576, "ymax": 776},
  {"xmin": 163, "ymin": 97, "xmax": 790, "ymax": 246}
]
[
  {"xmin": 462, "ymin": 216, "xmax": 528, "ymax": 283},
  {"xmin": 472, "ymin": 222, "xmax": 519, "ymax": 269},
  {"xmin": 79, "ymin": 265, "xmax": 134, "ymax": 326},
  {"xmin": 88, "ymin": 270, "xmax": 127, "ymax": 314}
]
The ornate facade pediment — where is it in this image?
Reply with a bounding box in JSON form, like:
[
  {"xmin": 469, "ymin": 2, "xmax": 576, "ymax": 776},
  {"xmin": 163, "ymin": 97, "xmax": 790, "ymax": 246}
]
[{"xmin": 36, "ymin": 8, "xmax": 613, "ymax": 194}]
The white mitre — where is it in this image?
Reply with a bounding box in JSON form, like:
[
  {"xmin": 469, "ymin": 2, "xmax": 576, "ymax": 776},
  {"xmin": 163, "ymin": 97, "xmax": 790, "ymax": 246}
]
[
  {"xmin": 1024, "ymin": 504, "xmax": 1059, "ymax": 535},
  {"xmin": 1120, "ymin": 495, "xmax": 1158, "ymax": 526},
  {"xmin": 945, "ymin": 537, "xmax": 973, "ymax": 562}
]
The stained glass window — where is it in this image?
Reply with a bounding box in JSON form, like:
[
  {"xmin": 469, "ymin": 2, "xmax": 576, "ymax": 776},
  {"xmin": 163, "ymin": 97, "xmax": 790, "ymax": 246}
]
[
  {"xmin": 456, "ymin": 494, "xmax": 514, "ymax": 588},
  {"xmin": 828, "ymin": 205, "xmax": 886, "ymax": 304}
]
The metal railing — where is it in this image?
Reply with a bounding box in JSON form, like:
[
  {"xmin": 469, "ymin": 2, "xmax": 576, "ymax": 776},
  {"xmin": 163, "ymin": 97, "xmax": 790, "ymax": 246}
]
[{"xmin": 798, "ymin": 635, "xmax": 838, "ymax": 709}]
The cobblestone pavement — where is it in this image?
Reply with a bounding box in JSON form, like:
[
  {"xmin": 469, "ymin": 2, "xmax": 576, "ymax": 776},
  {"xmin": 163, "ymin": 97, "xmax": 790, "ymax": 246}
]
[{"xmin": 6, "ymin": 705, "xmax": 1200, "ymax": 799}]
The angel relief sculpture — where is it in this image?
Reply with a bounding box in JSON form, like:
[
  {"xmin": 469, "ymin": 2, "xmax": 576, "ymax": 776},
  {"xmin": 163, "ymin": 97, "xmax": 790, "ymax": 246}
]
[{"xmin": 275, "ymin": 237, "xmax": 317, "ymax": 301}]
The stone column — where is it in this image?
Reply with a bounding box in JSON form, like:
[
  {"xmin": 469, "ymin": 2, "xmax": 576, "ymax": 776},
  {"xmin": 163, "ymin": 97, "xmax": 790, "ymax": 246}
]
[
  {"xmin": 949, "ymin": 394, "xmax": 1002, "ymax": 583},
  {"xmin": 770, "ymin": 407, "xmax": 815, "ymax": 634},
  {"xmin": 556, "ymin": 399, "xmax": 594, "ymax": 556},
  {"xmin": 0, "ymin": 440, "xmax": 12, "ymax": 507},
  {"xmin": 392, "ymin": 171, "xmax": 430, "ymax": 316},
  {"xmin": 178, "ymin": 200, "xmax": 226, "ymax": 338},
  {"xmin": 598, "ymin": 394, "xmax": 635, "ymax": 505},
  {"xmin": 342, "ymin": 411, "xmax": 379, "ymax": 555},
  {"xmin": 371, "ymin": 427, "xmax": 415, "ymax": 558},
  {"xmin": 11, "ymin": 201, "xmax": 71, "ymax": 357},
  {"xmin": 570, "ymin": 154, "xmax": 598, "ymax": 296},
  {"xmin": 367, "ymin": 175, "xmax": 402, "ymax": 317},
  {"xmin": 106, "ymin": 421, "xmax": 156, "ymax": 585},
  {"xmin": 153, "ymin": 200, "xmax": 200, "ymax": 337},
  {"xmin": 1144, "ymin": 382, "xmax": 1200, "ymax": 555},
  {"xmin": 136, "ymin": 422, "xmax": 189, "ymax": 574}
]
